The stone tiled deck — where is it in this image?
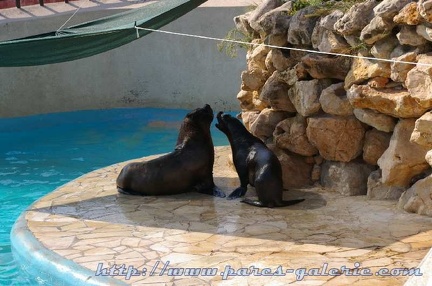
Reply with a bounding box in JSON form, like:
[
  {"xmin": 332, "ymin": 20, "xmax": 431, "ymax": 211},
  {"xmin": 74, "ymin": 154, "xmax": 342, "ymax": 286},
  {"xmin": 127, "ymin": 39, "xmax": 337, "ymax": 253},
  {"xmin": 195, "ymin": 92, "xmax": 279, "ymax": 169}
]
[{"xmin": 12, "ymin": 147, "xmax": 432, "ymax": 285}]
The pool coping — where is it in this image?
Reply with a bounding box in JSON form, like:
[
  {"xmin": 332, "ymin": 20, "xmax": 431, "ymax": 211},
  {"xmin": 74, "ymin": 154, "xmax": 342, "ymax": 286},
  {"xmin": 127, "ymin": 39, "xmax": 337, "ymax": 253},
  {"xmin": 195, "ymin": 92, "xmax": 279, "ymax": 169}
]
[
  {"xmin": 10, "ymin": 146, "xmax": 432, "ymax": 285},
  {"xmin": 11, "ymin": 189, "xmax": 127, "ymax": 286}
]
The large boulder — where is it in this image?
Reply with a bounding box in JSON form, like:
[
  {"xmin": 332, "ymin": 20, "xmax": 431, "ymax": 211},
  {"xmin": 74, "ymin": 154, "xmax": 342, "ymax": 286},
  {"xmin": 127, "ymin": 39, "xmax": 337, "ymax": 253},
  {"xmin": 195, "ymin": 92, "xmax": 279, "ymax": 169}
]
[
  {"xmin": 311, "ymin": 10, "xmax": 349, "ymax": 53},
  {"xmin": 269, "ymin": 145, "xmax": 314, "ymax": 188},
  {"xmin": 247, "ymin": 45, "xmax": 271, "ymax": 72},
  {"xmin": 410, "ymin": 111, "xmax": 432, "ymax": 148},
  {"xmin": 241, "ymin": 69, "xmax": 268, "ymax": 91},
  {"xmin": 248, "ymin": 0, "xmax": 284, "ymax": 32},
  {"xmin": 334, "ymin": 0, "xmax": 378, "ymax": 36},
  {"xmin": 370, "ymin": 36, "xmax": 399, "ymax": 59},
  {"xmin": 398, "ymin": 174, "xmax": 432, "ymax": 217},
  {"xmin": 390, "ymin": 51, "xmax": 417, "ymax": 83},
  {"xmin": 319, "ymin": 82, "xmax": 354, "ymax": 116},
  {"xmin": 265, "ymin": 49, "xmax": 297, "ymax": 72},
  {"xmin": 241, "ymin": 111, "xmax": 260, "ymax": 131},
  {"xmin": 260, "ymin": 71, "xmax": 296, "ymax": 112},
  {"xmin": 301, "ymin": 54, "xmax": 352, "ymax": 80},
  {"xmin": 249, "ymin": 108, "xmax": 290, "ymax": 140},
  {"xmin": 253, "ymin": 2, "xmax": 294, "ymax": 36},
  {"xmin": 418, "ymin": 0, "xmax": 432, "ymax": 23},
  {"xmin": 373, "ymin": 0, "xmax": 413, "ymax": 20},
  {"xmin": 321, "ymin": 161, "xmax": 376, "ymax": 196},
  {"xmin": 353, "ymin": 108, "xmax": 397, "ymax": 132},
  {"xmin": 405, "ymin": 54, "xmax": 432, "ymax": 109},
  {"xmin": 273, "ymin": 114, "xmax": 318, "ymax": 156},
  {"xmin": 396, "ymin": 26, "xmax": 428, "ymax": 46},
  {"xmin": 345, "ymin": 56, "xmax": 391, "ymax": 89},
  {"xmin": 360, "ymin": 16, "xmax": 396, "ymax": 45},
  {"xmin": 288, "ymin": 79, "xmax": 332, "ymax": 117},
  {"xmin": 393, "ymin": 2, "xmax": 422, "ymax": 25},
  {"xmin": 287, "ymin": 6, "xmax": 320, "ymax": 46},
  {"xmin": 347, "ymin": 84, "xmax": 430, "ymax": 118},
  {"xmin": 306, "ymin": 115, "xmax": 366, "ymax": 162},
  {"xmin": 363, "ymin": 128, "xmax": 392, "ymax": 165},
  {"xmin": 377, "ymin": 119, "xmax": 431, "ymax": 187},
  {"xmin": 367, "ymin": 170, "xmax": 406, "ymax": 200}
]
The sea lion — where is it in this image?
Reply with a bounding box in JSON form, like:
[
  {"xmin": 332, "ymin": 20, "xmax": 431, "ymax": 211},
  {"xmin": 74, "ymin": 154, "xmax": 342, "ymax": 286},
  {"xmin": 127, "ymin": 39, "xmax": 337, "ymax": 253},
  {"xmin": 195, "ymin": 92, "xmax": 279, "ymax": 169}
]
[
  {"xmin": 116, "ymin": 104, "xmax": 225, "ymax": 197},
  {"xmin": 215, "ymin": 112, "xmax": 304, "ymax": 207}
]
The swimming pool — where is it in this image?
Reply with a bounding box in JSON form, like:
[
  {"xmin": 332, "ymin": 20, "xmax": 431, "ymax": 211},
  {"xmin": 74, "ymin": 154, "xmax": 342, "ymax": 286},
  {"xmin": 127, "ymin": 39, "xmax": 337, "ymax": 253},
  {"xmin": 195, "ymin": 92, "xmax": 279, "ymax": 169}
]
[{"xmin": 0, "ymin": 107, "xmax": 234, "ymax": 285}]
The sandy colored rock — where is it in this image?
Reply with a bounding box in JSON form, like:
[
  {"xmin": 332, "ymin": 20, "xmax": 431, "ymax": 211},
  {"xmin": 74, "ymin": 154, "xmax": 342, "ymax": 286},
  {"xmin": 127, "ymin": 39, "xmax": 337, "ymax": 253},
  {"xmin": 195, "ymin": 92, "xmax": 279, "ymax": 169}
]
[
  {"xmin": 425, "ymin": 150, "xmax": 432, "ymax": 167},
  {"xmin": 320, "ymin": 82, "xmax": 354, "ymax": 116},
  {"xmin": 334, "ymin": 0, "xmax": 378, "ymax": 36},
  {"xmin": 378, "ymin": 119, "xmax": 431, "ymax": 187},
  {"xmin": 248, "ymin": 0, "xmax": 284, "ymax": 32},
  {"xmin": 241, "ymin": 69, "xmax": 268, "ymax": 91},
  {"xmin": 265, "ymin": 49, "xmax": 296, "ymax": 72},
  {"xmin": 287, "ymin": 5, "xmax": 320, "ymax": 46},
  {"xmin": 399, "ymin": 174, "xmax": 432, "ymax": 217},
  {"xmin": 288, "ymin": 79, "xmax": 332, "ymax": 117},
  {"xmin": 373, "ymin": 0, "xmax": 413, "ymax": 19},
  {"xmin": 367, "ymin": 77, "xmax": 390, "ymax": 88},
  {"xmin": 353, "ymin": 108, "xmax": 396, "ymax": 132},
  {"xmin": 393, "ymin": 2, "xmax": 422, "ymax": 25},
  {"xmin": 363, "ymin": 128, "xmax": 392, "ymax": 165},
  {"xmin": 279, "ymin": 64, "xmax": 309, "ymax": 86},
  {"xmin": 419, "ymin": 0, "xmax": 432, "ymax": 23},
  {"xmin": 249, "ymin": 108, "xmax": 290, "ymax": 140},
  {"xmin": 397, "ymin": 26, "xmax": 427, "ymax": 46},
  {"xmin": 405, "ymin": 54, "xmax": 432, "ymax": 109},
  {"xmin": 370, "ymin": 36, "xmax": 399, "ymax": 59},
  {"xmin": 241, "ymin": 111, "xmax": 260, "ymax": 131},
  {"xmin": 234, "ymin": 12, "xmax": 255, "ymax": 36},
  {"xmin": 410, "ymin": 111, "xmax": 432, "ymax": 148},
  {"xmin": 390, "ymin": 51, "xmax": 417, "ymax": 83},
  {"xmin": 360, "ymin": 16, "xmax": 395, "ymax": 45},
  {"xmin": 254, "ymin": 2, "xmax": 293, "ymax": 36},
  {"xmin": 347, "ymin": 84, "xmax": 429, "ymax": 118},
  {"xmin": 260, "ymin": 71, "xmax": 295, "ymax": 112},
  {"xmin": 269, "ymin": 145, "xmax": 314, "ymax": 188},
  {"xmin": 321, "ymin": 161, "xmax": 376, "ymax": 196},
  {"xmin": 247, "ymin": 45, "xmax": 270, "ymax": 72},
  {"xmin": 273, "ymin": 114, "xmax": 318, "ymax": 157},
  {"xmin": 367, "ymin": 170, "xmax": 406, "ymax": 200},
  {"xmin": 306, "ymin": 115, "xmax": 366, "ymax": 162},
  {"xmin": 345, "ymin": 55, "xmax": 391, "ymax": 89},
  {"xmin": 301, "ymin": 54, "xmax": 351, "ymax": 80}
]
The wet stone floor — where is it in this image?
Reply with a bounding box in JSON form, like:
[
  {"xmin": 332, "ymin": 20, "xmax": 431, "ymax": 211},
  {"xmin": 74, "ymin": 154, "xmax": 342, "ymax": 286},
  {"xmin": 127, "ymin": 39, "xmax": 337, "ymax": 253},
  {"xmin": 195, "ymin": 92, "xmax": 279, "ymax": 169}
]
[{"xmin": 24, "ymin": 147, "xmax": 432, "ymax": 285}]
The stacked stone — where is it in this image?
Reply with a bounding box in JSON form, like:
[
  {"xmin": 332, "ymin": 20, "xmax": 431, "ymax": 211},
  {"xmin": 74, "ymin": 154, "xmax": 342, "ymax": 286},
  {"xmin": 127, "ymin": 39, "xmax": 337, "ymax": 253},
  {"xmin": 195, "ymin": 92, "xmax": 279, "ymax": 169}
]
[{"xmin": 234, "ymin": 0, "xmax": 432, "ymax": 216}]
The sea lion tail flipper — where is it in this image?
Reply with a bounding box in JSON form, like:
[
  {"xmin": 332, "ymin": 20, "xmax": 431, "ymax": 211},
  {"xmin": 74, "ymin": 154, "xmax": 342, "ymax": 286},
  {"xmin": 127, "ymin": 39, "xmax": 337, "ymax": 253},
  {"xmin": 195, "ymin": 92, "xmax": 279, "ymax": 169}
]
[
  {"xmin": 241, "ymin": 199, "xmax": 264, "ymax": 207},
  {"xmin": 280, "ymin": 199, "xmax": 305, "ymax": 207},
  {"xmin": 227, "ymin": 187, "xmax": 247, "ymax": 200}
]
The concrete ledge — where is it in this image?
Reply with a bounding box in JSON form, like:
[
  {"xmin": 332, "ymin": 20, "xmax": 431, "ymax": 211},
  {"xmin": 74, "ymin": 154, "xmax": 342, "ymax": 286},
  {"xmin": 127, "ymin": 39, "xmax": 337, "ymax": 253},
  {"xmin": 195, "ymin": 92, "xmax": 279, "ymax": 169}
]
[
  {"xmin": 10, "ymin": 146, "xmax": 432, "ymax": 285},
  {"xmin": 11, "ymin": 210, "xmax": 126, "ymax": 285}
]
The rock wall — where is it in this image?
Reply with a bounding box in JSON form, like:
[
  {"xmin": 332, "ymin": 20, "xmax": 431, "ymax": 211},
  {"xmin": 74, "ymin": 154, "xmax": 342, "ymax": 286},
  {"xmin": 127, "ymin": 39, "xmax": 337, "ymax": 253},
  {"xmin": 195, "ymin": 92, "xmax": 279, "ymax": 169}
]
[{"xmin": 233, "ymin": 0, "xmax": 432, "ymax": 216}]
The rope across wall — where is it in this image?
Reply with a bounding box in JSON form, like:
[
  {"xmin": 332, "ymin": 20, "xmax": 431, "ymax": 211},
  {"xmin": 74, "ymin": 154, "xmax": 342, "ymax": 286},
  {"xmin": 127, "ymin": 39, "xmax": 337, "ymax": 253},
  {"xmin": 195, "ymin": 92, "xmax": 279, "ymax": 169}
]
[{"xmin": 135, "ymin": 26, "xmax": 432, "ymax": 68}]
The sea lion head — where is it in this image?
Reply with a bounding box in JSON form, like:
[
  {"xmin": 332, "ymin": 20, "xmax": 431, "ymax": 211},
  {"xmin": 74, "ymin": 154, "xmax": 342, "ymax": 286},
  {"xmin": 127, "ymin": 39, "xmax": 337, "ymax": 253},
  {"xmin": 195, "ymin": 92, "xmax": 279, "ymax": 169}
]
[
  {"xmin": 215, "ymin": 111, "xmax": 243, "ymax": 135},
  {"xmin": 180, "ymin": 104, "xmax": 214, "ymax": 137}
]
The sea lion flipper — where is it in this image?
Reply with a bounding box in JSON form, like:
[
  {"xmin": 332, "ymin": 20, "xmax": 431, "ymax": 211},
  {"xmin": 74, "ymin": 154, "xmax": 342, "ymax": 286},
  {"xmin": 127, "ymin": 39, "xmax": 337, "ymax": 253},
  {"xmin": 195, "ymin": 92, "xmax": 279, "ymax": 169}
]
[
  {"xmin": 241, "ymin": 199, "xmax": 264, "ymax": 207},
  {"xmin": 196, "ymin": 184, "xmax": 226, "ymax": 198},
  {"xmin": 227, "ymin": 186, "xmax": 247, "ymax": 200},
  {"xmin": 212, "ymin": 186, "xmax": 226, "ymax": 198}
]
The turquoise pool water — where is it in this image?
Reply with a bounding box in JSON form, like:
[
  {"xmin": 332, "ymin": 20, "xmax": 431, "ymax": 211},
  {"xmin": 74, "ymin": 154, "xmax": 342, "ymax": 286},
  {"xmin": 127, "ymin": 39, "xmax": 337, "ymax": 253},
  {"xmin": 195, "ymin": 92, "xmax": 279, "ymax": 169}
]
[{"xmin": 0, "ymin": 107, "xmax": 233, "ymax": 285}]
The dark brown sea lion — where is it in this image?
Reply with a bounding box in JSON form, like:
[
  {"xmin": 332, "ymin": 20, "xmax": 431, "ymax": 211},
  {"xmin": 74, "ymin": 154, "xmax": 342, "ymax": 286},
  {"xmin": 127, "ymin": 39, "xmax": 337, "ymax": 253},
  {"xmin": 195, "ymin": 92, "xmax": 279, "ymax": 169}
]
[
  {"xmin": 116, "ymin": 104, "xmax": 225, "ymax": 197},
  {"xmin": 215, "ymin": 112, "xmax": 304, "ymax": 207}
]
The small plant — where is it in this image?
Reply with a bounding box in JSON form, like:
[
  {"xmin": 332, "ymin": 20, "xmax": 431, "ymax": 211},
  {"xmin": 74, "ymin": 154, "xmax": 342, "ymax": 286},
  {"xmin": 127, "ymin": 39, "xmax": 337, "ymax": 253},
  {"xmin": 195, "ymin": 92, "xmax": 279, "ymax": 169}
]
[{"xmin": 217, "ymin": 28, "xmax": 255, "ymax": 58}]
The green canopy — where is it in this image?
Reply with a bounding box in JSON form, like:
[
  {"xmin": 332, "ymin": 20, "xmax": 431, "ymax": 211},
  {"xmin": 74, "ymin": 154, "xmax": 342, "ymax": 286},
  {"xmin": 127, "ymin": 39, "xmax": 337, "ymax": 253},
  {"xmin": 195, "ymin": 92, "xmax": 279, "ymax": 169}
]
[{"xmin": 0, "ymin": 0, "xmax": 207, "ymax": 67}]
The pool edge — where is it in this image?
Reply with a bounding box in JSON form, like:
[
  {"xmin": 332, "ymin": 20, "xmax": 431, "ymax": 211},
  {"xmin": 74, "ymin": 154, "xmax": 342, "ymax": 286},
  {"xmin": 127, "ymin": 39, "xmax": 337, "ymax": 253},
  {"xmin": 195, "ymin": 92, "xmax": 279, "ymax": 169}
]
[{"xmin": 10, "ymin": 211, "xmax": 127, "ymax": 286}]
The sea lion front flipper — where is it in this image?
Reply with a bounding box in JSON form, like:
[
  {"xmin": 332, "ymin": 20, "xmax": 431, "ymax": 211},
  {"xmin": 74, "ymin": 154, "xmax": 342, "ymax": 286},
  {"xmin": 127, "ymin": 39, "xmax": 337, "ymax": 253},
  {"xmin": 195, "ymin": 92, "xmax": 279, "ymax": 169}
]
[
  {"xmin": 212, "ymin": 186, "xmax": 226, "ymax": 198},
  {"xmin": 227, "ymin": 186, "xmax": 247, "ymax": 200},
  {"xmin": 195, "ymin": 184, "xmax": 226, "ymax": 198},
  {"xmin": 240, "ymin": 198, "xmax": 264, "ymax": 207}
]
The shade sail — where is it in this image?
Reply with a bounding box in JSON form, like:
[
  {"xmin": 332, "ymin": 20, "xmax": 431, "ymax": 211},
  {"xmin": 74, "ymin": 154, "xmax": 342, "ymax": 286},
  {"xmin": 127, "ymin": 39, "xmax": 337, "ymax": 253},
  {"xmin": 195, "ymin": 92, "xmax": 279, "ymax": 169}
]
[{"xmin": 0, "ymin": 0, "xmax": 207, "ymax": 67}]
